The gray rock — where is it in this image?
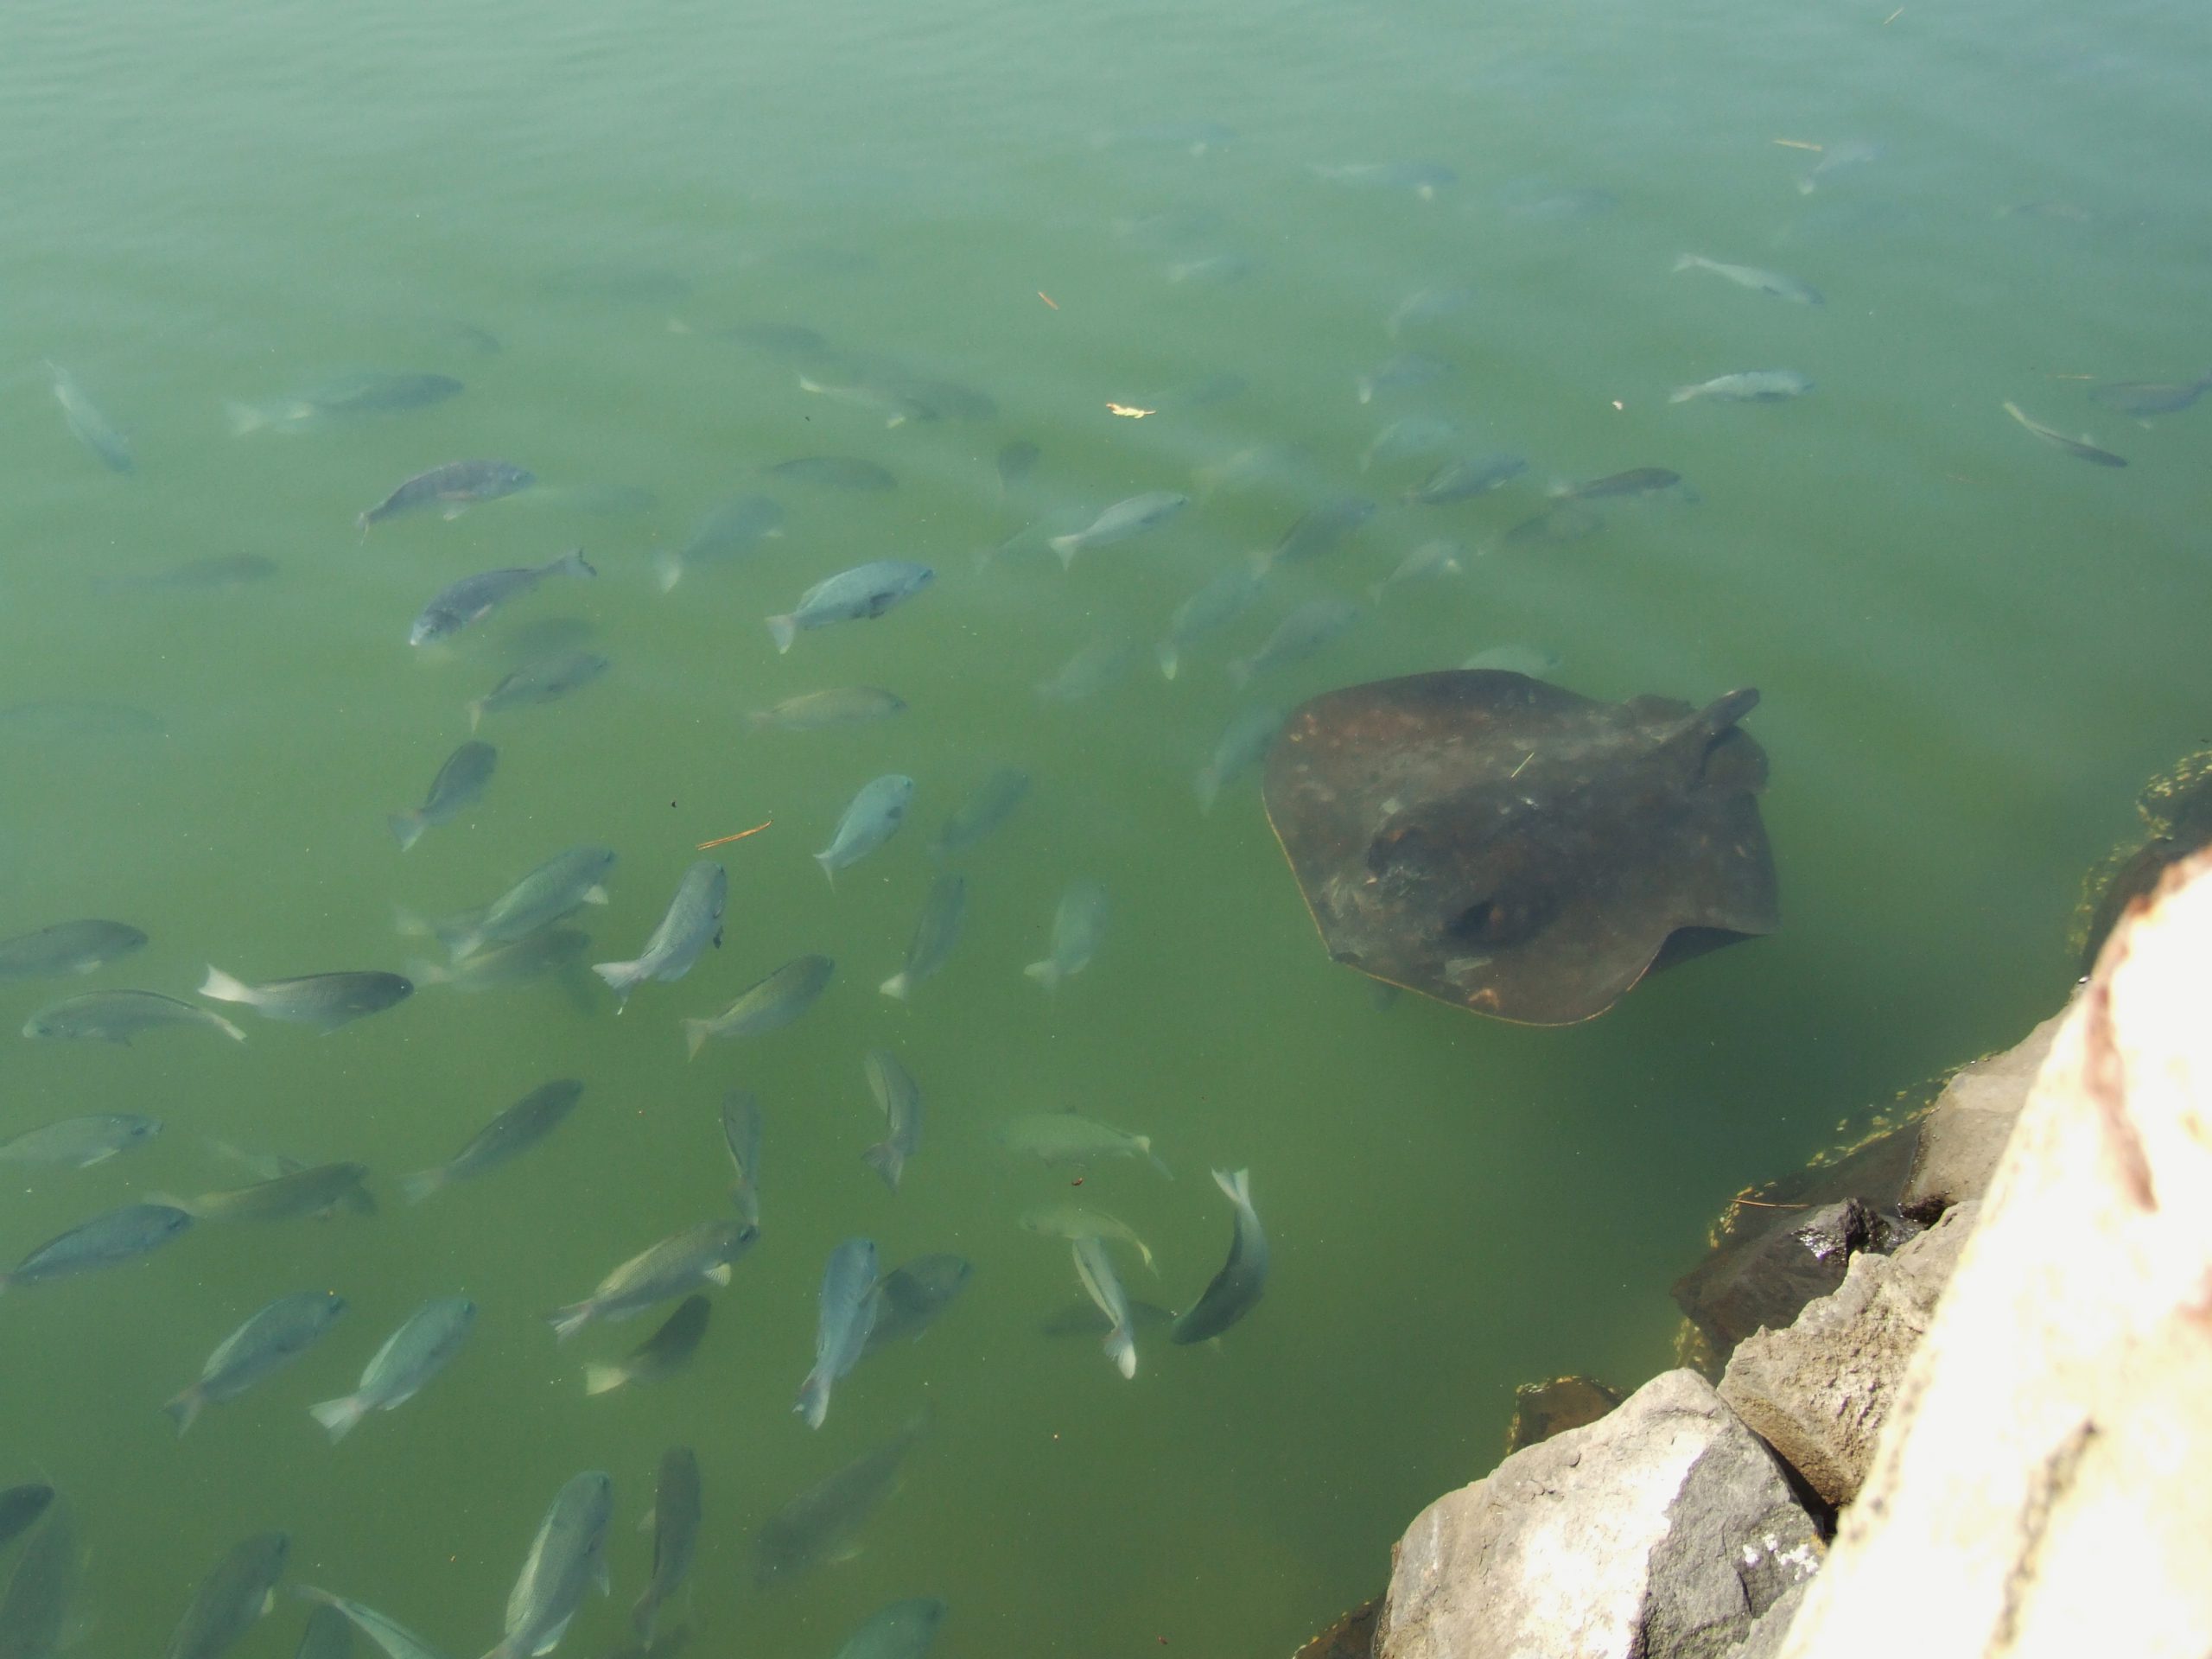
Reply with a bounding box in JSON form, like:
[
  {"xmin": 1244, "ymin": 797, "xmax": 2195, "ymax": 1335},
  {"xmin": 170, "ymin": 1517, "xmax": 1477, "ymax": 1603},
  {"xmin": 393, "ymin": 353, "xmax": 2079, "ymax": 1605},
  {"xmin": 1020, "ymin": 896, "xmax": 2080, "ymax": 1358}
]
[
  {"xmin": 1898, "ymin": 1003, "xmax": 2069, "ymax": 1222},
  {"xmin": 1674, "ymin": 1199, "xmax": 1882, "ymax": 1361},
  {"xmin": 1719, "ymin": 1203, "xmax": 1976, "ymax": 1506},
  {"xmin": 1726, "ymin": 1580, "xmax": 1808, "ymax": 1659},
  {"xmin": 1377, "ymin": 1370, "xmax": 1822, "ymax": 1659}
]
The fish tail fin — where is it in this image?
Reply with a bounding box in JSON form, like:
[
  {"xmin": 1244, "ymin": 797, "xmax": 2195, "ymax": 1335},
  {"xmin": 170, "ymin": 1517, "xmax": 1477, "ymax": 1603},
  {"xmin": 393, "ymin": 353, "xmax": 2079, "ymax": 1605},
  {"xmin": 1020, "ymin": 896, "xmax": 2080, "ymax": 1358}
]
[
  {"xmin": 1193, "ymin": 768, "xmax": 1221, "ymax": 816},
  {"xmin": 1366, "ymin": 579, "xmax": 1389, "ymax": 603},
  {"xmin": 211, "ymin": 1014, "xmax": 248, "ymax": 1042},
  {"xmin": 1668, "ymin": 385, "xmax": 1697, "ymax": 404},
  {"xmin": 1155, "ymin": 641, "xmax": 1179, "ymax": 680},
  {"xmin": 582, "ymin": 1363, "xmax": 629, "ymax": 1397},
  {"xmin": 198, "ymin": 964, "xmax": 255, "ymax": 1006},
  {"xmin": 1213, "ymin": 1166, "xmax": 1251, "ymax": 1207},
  {"xmin": 682, "ymin": 1020, "xmax": 712, "ymax": 1061},
  {"xmin": 397, "ymin": 1167, "xmax": 446, "ymax": 1207},
  {"xmin": 466, "ymin": 698, "xmax": 486, "ymax": 733},
  {"xmin": 1796, "ymin": 177, "xmax": 1817, "ymax": 196},
  {"xmin": 1141, "ymin": 1139, "xmax": 1174, "ymax": 1179},
  {"xmin": 388, "ymin": 811, "xmax": 425, "ymax": 851},
  {"xmin": 652, "ymin": 550, "xmax": 684, "ymax": 593},
  {"xmin": 766, "ymin": 614, "xmax": 798, "ymax": 654},
  {"xmin": 879, "ymin": 971, "xmax": 910, "ymax": 1001},
  {"xmin": 224, "ymin": 401, "xmax": 270, "ymax": 437},
  {"xmin": 1023, "ymin": 957, "xmax": 1062, "ymax": 991},
  {"xmin": 1046, "ymin": 534, "xmax": 1079, "ymax": 569},
  {"xmin": 1672, "ymin": 253, "xmax": 1700, "ymax": 272},
  {"xmin": 546, "ymin": 1302, "xmax": 594, "ymax": 1342},
  {"xmin": 559, "ymin": 548, "xmax": 596, "ymax": 579},
  {"xmin": 403, "ymin": 957, "xmax": 451, "ymax": 988},
  {"xmin": 1108, "ymin": 1325, "xmax": 1137, "ymax": 1379},
  {"xmin": 308, "ymin": 1394, "xmax": 366, "ymax": 1442},
  {"xmin": 1140, "ymin": 1243, "xmax": 1160, "ymax": 1277},
  {"xmin": 162, "ymin": 1389, "xmax": 203, "ymax": 1435},
  {"xmin": 592, "ymin": 961, "xmax": 643, "ymax": 1008},
  {"xmin": 630, "ymin": 1596, "xmax": 658, "ymax": 1647},
  {"xmin": 861, "ymin": 1141, "xmax": 904, "ymax": 1192},
  {"xmin": 814, "ymin": 854, "xmax": 837, "ymax": 889}
]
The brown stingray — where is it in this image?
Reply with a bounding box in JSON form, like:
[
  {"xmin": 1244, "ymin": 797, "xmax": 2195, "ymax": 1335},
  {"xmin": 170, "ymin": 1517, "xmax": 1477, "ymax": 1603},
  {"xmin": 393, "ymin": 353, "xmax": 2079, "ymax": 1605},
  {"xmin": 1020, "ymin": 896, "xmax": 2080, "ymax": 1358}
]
[{"xmin": 1262, "ymin": 670, "xmax": 1777, "ymax": 1025}]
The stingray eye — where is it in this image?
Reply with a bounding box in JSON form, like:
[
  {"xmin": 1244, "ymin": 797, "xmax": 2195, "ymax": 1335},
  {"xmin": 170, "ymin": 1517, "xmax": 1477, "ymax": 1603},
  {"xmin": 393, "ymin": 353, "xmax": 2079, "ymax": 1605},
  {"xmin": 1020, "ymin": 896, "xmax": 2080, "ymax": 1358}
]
[{"xmin": 1446, "ymin": 898, "xmax": 1504, "ymax": 944}]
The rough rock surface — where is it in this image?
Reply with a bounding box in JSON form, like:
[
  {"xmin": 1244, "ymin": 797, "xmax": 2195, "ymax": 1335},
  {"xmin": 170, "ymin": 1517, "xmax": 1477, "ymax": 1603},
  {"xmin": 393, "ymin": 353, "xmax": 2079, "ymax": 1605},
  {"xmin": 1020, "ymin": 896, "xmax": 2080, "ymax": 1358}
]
[
  {"xmin": 1377, "ymin": 1369, "xmax": 1821, "ymax": 1659},
  {"xmin": 1718, "ymin": 1202, "xmax": 1975, "ymax": 1506},
  {"xmin": 1777, "ymin": 849, "xmax": 2212, "ymax": 1658},
  {"xmin": 1673, "ymin": 1198, "xmax": 1881, "ymax": 1361},
  {"xmin": 1898, "ymin": 1001, "xmax": 2069, "ymax": 1221},
  {"xmin": 1725, "ymin": 1580, "xmax": 1808, "ymax": 1659}
]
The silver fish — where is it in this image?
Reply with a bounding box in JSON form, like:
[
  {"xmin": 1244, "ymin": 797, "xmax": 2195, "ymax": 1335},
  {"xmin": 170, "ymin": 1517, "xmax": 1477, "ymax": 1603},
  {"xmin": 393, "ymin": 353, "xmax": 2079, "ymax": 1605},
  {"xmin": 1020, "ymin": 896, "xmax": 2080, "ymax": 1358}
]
[
  {"xmin": 594, "ymin": 862, "xmax": 725, "ymax": 1009},
  {"xmin": 1047, "ymin": 493, "xmax": 1187, "ymax": 569},
  {"xmin": 1036, "ymin": 637, "xmax": 1135, "ymax": 701},
  {"xmin": 410, "ymin": 550, "xmax": 594, "ymax": 646},
  {"xmin": 1386, "ymin": 285, "xmax": 1475, "ymax": 339},
  {"xmin": 1796, "ymin": 139, "xmax": 1879, "ymax": 195},
  {"xmin": 1020, "ymin": 1205, "xmax": 1157, "ymax": 1274},
  {"xmin": 720, "ymin": 1092, "xmax": 761, "ymax": 1225},
  {"xmin": 309, "ymin": 1297, "xmax": 476, "ymax": 1440},
  {"xmin": 407, "ymin": 928, "xmax": 591, "ymax": 993},
  {"xmin": 1023, "ymin": 880, "xmax": 1109, "ymax": 990},
  {"xmin": 1313, "ymin": 160, "xmax": 1457, "ymax": 197},
  {"xmin": 0, "ymin": 918, "xmax": 148, "ymax": 980},
  {"xmin": 46, "ymin": 364, "xmax": 132, "ymax": 473},
  {"xmin": 766, "ymin": 562, "xmax": 934, "ymax": 654},
  {"xmin": 1170, "ymin": 1168, "xmax": 1268, "ymax": 1343},
  {"xmin": 22, "ymin": 989, "xmax": 243, "ymax": 1046},
  {"xmin": 0, "ymin": 1500, "xmax": 79, "ymax": 1659},
  {"xmin": 1195, "ymin": 702, "xmax": 1287, "ymax": 814},
  {"xmin": 1261, "ymin": 498, "xmax": 1379, "ymax": 575},
  {"xmin": 652, "ymin": 496, "xmax": 785, "ymax": 593},
  {"xmin": 292, "ymin": 1591, "xmax": 448, "ymax": 1659},
  {"xmin": 632, "ymin": 1449, "xmax": 700, "ymax": 1646},
  {"xmin": 467, "ymin": 652, "xmax": 608, "ymax": 729},
  {"xmin": 166, "ymin": 1291, "xmax": 347, "ymax": 1433},
  {"xmin": 198, "ymin": 967, "xmax": 412, "ymax": 1031},
  {"xmin": 1360, "ymin": 416, "xmax": 1457, "ymax": 473},
  {"xmin": 0, "ymin": 1113, "xmax": 162, "ymax": 1168},
  {"xmin": 1354, "ymin": 353, "xmax": 1447, "ymax": 405},
  {"xmin": 815, "ymin": 775, "xmax": 915, "ymax": 882},
  {"xmin": 752, "ymin": 1414, "xmax": 925, "ymax": 1587},
  {"xmin": 1370, "ymin": 539, "xmax": 1465, "ymax": 601},
  {"xmin": 446, "ymin": 847, "xmax": 618, "ymax": 960},
  {"xmin": 358, "ymin": 460, "xmax": 533, "ymax": 529},
  {"xmin": 296, "ymin": 1599, "xmax": 354, "ymax": 1659},
  {"xmin": 2089, "ymin": 372, "xmax": 2212, "ymax": 417},
  {"xmin": 389, "ymin": 741, "xmax": 497, "ymax": 851},
  {"xmin": 1226, "ymin": 599, "xmax": 1358, "ymax": 690},
  {"xmin": 0, "ymin": 1487, "xmax": 53, "ymax": 1555},
  {"xmin": 830, "ymin": 1600, "xmax": 945, "ymax": 1659},
  {"xmin": 1402, "ymin": 454, "xmax": 1525, "ymax": 505},
  {"xmin": 159, "ymin": 1162, "xmax": 374, "ymax": 1224},
  {"xmin": 163, "ymin": 1534, "xmax": 289, "ymax": 1659},
  {"xmin": 861, "ymin": 1050, "xmax": 924, "ymax": 1191},
  {"xmin": 748, "ymin": 687, "xmax": 906, "ymax": 732},
  {"xmin": 0, "ymin": 1203, "xmax": 192, "ymax": 1291},
  {"xmin": 861, "ymin": 1255, "xmax": 973, "ymax": 1355},
  {"xmin": 1072, "ymin": 1236, "xmax": 1138, "ymax": 1379},
  {"xmin": 797, "ymin": 1238, "xmax": 879, "ymax": 1428},
  {"xmin": 682, "ymin": 956, "xmax": 833, "ymax": 1058},
  {"xmin": 548, "ymin": 1221, "xmax": 757, "ymax": 1340},
  {"xmin": 995, "ymin": 1113, "xmax": 1167, "ymax": 1175},
  {"xmin": 2001, "ymin": 400, "xmax": 2127, "ymax": 467},
  {"xmin": 1673, "ymin": 254, "xmax": 1824, "ymax": 306},
  {"xmin": 583, "ymin": 1295, "xmax": 710, "ymax": 1397},
  {"xmin": 1669, "ymin": 370, "xmax": 1814, "ymax": 404},
  {"xmin": 880, "ymin": 874, "xmax": 963, "ymax": 1001},
  {"xmin": 225, "ymin": 371, "xmax": 462, "ymax": 435},
  {"xmin": 995, "ymin": 442, "xmax": 1039, "ymax": 497},
  {"xmin": 930, "ymin": 767, "xmax": 1030, "ymax": 860},
  {"xmin": 1156, "ymin": 568, "xmax": 1264, "ymax": 680},
  {"xmin": 490, "ymin": 1473, "xmax": 613, "ymax": 1659}
]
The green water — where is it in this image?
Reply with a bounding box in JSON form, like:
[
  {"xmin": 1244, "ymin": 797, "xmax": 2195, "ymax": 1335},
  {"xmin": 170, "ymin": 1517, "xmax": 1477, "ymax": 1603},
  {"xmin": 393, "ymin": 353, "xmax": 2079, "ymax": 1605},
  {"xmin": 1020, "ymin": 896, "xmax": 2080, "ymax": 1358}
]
[{"xmin": 4, "ymin": 0, "xmax": 2210, "ymax": 1652}]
